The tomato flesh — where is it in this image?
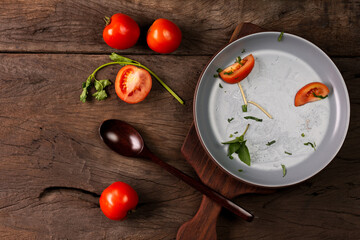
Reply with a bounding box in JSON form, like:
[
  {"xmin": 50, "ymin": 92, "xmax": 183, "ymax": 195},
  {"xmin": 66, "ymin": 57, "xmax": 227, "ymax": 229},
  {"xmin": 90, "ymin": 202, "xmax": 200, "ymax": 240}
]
[
  {"xmin": 103, "ymin": 13, "xmax": 140, "ymax": 50},
  {"xmin": 99, "ymin": 182, "xmax": 139, "ymax": 221},
  {"xmin": 219, "ymin": 54, "xmax": 255, "ymax": 84},
  {"xmin": 115, "ymin": 65, "xmax": 152, "ymax": 104},
  {"xmin": 147, "ymin": 18, "xmax": 182, "ymax": 54},
  {"xmin": 294, "ymin": 82, "xmax": 330, "ymax": 106}
]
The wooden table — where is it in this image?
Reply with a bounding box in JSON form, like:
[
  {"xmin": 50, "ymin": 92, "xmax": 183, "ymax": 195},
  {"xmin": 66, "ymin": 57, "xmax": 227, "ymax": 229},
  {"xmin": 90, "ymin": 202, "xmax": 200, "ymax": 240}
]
[{"xmin": 0, "ymin": 1, "xmax": 359, "ymax": 239}]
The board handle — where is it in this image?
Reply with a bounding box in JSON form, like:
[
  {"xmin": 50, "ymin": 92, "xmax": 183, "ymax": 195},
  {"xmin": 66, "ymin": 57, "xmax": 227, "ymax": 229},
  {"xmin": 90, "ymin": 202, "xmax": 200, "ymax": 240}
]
[{"xmin": 176, "ymin": 196, "xmax": 221, "ymax": 240}]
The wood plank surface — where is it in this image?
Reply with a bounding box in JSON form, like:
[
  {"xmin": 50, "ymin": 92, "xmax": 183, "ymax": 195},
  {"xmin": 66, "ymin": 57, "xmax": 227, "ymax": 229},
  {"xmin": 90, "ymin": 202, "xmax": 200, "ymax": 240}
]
[
  {"xmin": 0, "ymin": 0, "xmax": 359, "ymax": 56},
  {"xmin": 0, "ymin": 0, "xmax": 359, "ymax": 239}
]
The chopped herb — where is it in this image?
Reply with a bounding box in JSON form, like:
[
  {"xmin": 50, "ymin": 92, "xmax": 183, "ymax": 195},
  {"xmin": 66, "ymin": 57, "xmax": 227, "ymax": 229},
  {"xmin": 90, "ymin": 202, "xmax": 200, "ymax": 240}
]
[
  {"xmin": 301, "ymin": 133, "xmax": 305, "ymax": 137},
  {"xmin": 281, "ymin": 164, "xmax": 287, "ymax": 177},
  {"xmin": 216, "ymin": 68, "xmax": 223, "ymax": 73},
  {"xmin": 227, "ymin": 117, "xmax": 234, "ymax": 123},
  {"xmin": 223, "ymin": 71, "xmax": 233, "ymax": 75},
  {"xmin": 242, "ymin": 104, "xmax": 247, "ymax": 112},
  {"xmin": 236, "ymin": 56, "xmax": 242, "ymax": 63},
  {"xmin": 278, "ymin": 31, "xmax": 284, "ymax": 41},
  {"xmin": 284, "ymin": 151, "xmax": 292, "ymax": 155},
  {"xmin": 304, "ymin": 142, "xmax": 316, "ymax": 151},
  {"xmin": 244, "ymin": 116, "xmax": 263, "ymax": 122},
  {"xmin": 229, "ymin": 156, "xmax": 234, "ymax": 160},
  {"xmin": 238, "ymin": 169, "xmax": 243, "ymax": 172},
  {"xmin": 234, "ymin": 131, "xmax": 238, "ymax": 134},
  {"xmin": 222, "ymin": 124, "xmax": 251, "ymax": 166},
  {"xmin": 312, "ymin": 92, "xmax": 328, "ymax": 99},
  {"xmin": 242, "ymin": 49, "xmax": 246, "ymax": 53},
  {"xmin": 214, "ymin": 74, "xmax": 219, "ymax": 78},
  {"xmin": 219, "ymin": 83, "xmax": 223, "ymax": 88},
  {"xmin": 229, "ymin": 134, "xmax": 234, "ymax": 138},
  {"xmin": 266, "ymin": 140, "xmax": 276, "ymax": 146}
]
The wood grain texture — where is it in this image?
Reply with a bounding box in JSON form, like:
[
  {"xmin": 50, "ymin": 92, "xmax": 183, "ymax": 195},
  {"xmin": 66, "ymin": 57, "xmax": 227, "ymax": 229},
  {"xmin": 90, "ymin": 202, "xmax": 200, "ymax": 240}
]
[
  {"xmin": 0, "ymin": 0, "xmax": 359, "ymax": 56},
  {"xmin": 0, "ymin": 0, "xmax": 359, "ymax": 239}
]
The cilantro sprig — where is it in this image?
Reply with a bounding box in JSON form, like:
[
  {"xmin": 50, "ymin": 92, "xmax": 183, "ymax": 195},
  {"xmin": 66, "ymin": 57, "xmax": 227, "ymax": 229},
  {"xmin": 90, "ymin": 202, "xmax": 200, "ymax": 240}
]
[
  {"xmin": 80, "ymin": 53, "xmax": 184, "ymax": 104},
  {"xmin": 222, "ymin": 124, "xmax": 251, "ymax": 166}
]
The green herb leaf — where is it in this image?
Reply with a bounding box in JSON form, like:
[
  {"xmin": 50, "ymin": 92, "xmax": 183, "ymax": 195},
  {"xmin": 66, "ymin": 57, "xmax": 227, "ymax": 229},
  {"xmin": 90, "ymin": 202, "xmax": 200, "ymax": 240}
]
[
  {"xmin": 244, "ymin": 116, "xmax": 263, "ymax": 122},
  {"xmin": 228, "ymin": 142, "xmax": 241, "ymax": 157},
  {"xmin": 312, "ymin": 92, "xmax": 328, "ymax": 99},
  {"xmin": 222, "ymin": 137, "xmax": 244, "ymax": 144},
  {"xmin": 266, "ymin": 140, "xmax": 276, "ymax": 146},
  {"xmin": 229, "ymin": 155, "xmax": 234, "ymax": 160},
  {"xmin": 109, "ymin": 53, "xmax": 137, "ymax": 65},
  {"xmin": 237, "ymin": 141, "xmax": 251, "ymax": 166},
  {"xmin": 281, "ymin": 164, "xmax": 287, "ymax": 177},
  {"xmin": 234, "ymin": 131, "xmax": 238, "ymax": 134},
  {"xmin": 94, "ymin": 79, "xmax": 111, "ymax": 91},
  {"xmin": 304, "ymin": 142, "xmax": 316, "ymax": 151},
  {"xmin": 242, "ymin": 49, "xmax": 246, "ymax": 53},
  {"xmin": 242, "ymin": 104, "xmax": 247, "ymax": 112},
  {"xmin": 214, "ymin": 74, "xmax": 219, "ymax": 78},
  {"xmin": 229, "ymin": 134, "xmax": 233, "ymax": 138},
  {"xmin": 216, "ymin": 68, "xmax": 223, "ymax": 73},
  {"xmin": 278, "ymin": 31, "xmax": 284, "ymax": 41},
  {"xmin": 80, "ymin": 76, "xmax": 93, "ymax": 103},
  {"xmin": 236, "ymin": 56, "xmax": 242, "ymax": 63},
  {"xmin": 224, "ymin": 71, "xmax": 233, "ymax": 75},
  {"xmin": 284, "ymin": 151, "xmax": 292, "ymax": 155},
  {"xmin": 228, "ymin": 117, "xmax": 234, "ymax": 123},
  {"xmin": 301, "ymin": 133, "xmax": 305, "ymax": 137},
  {"xmin": 238, "ymin": 169, "xmax": 243, "ymax": 172},
  {"xmin": 92, "ymin": 90, "xmax": 108, "ymax": 101},
  {"xmin": 219, "ymin": 83, "xmax": 223, "ymax": 88}
]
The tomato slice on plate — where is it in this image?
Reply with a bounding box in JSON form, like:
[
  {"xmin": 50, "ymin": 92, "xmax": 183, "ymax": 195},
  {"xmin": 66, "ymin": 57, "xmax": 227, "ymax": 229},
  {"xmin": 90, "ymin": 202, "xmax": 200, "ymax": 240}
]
[
  {"xmin": 115, "ymin": 65, "xmax": 152, "ymax": 104},
  {"xmin": 294, "ymin": 82, "xmax": 330, "ymax": 107},
  {"xmin": 219, "ymin": 54, "xmax": 255, "ymax": 84}
]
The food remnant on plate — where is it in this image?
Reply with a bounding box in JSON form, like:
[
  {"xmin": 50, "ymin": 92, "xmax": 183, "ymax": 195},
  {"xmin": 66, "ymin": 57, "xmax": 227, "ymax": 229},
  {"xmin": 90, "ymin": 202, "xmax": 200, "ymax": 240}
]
[
  {"xmin": 301, "ymin": 133, "xmax": 305, "ymax": 137},
  {"xmin": 284, "ymin": 151, "xmax": 292, "ymax": 155},
  {"xmin": 304, "ymin": 142, "xmax": 316, "ymax": 151},
  {"xmin": 227, "ymin": 117, "xmax": 234, "ymax": 123},
  {"xmin": 242, "ymin": 104, "xmax": 247, "ymax": 112},
  {"xmin": 244, "ymin": 116, "xmax": 263, "ymax": 122},
  {"xmin": 294, "ymin": 82, "xmax": 329, "ymax": 107},
  {"xmin": 281, "ymin": 164, "xmax": 287, "ymax": 177},
  {"xmin": 238, "ymin": 169, "xmax": 243, "ymax": 172},
  {"xmin": 278, "ymin": 31, "xmax": 284, "ymax": 41},
  {"xmin": 266, "ymin": 140, "xmax": 276, "ymax": 146},
  {"xmin": 219, "ymin": 83, "xmax": 223, "ymax": 88}
]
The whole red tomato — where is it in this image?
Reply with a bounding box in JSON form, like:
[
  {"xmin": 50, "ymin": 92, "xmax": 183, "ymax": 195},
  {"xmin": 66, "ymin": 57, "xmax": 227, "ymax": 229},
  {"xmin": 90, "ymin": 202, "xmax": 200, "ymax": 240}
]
[
  {"xmin": 99, "ymin": 182, "xmax": 139, "ymax": 220},
  {"xmin": 103, "ymin": 13, "xmax": 140, "ymax": 50},
  {"xmin": 147, "ymin": 18, "xmax": 182, "ymax": 54}
]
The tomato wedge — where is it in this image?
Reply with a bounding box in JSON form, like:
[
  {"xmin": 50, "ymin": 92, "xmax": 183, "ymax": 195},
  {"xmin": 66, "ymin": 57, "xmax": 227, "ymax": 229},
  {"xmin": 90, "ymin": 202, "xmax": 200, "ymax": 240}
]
[
  {"xmin": 294, "ymin": 82, "xmax": 330, "ymax": 107},
  {"xmin": 115, "ymin": 65, "xmax": 152, "ymax": 104},
  {"xmin": 219, "ymin": 54, "xmax": 255, "ymax": 84}
]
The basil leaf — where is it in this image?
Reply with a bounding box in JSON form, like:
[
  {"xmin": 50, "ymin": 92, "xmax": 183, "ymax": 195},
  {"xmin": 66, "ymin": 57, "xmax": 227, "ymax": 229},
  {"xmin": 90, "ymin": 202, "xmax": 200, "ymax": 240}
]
[
  {"xmin": 92, "ymin": 90, "xmax": 108, "ymax": 101},
  {"xmin": 109, "ymin": 53, "xmax": 137, "ymax": 64},
  {"xmin": 228, "ymin": 142, "xmax": 241, "ymax": 157},
  {"xmin": 237, "ymin": 141, "xmax": 251, "ymax": 166},
  {"xmin": 281, "ymin": 164, "xmax": 287, "ymax": 177}
]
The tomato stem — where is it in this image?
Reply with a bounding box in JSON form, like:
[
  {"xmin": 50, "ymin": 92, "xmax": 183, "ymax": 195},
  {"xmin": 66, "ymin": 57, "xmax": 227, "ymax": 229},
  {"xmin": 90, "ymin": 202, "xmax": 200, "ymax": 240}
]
[{"xmin": 104, "ymin": 16, "xmax": 111, "ymax": 26}]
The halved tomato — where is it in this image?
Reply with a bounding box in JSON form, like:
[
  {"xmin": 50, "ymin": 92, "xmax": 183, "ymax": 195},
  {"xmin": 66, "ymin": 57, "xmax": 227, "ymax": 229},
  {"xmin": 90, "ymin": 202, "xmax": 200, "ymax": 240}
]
[
  {"xmin": 219, "ymin": 54, "xmax": 255, "ymax": 84},
  {"xmin": 294, "ymin": 82, "xmax": 330, "ymax": 107},
  {"xmin": 115, "ymin": 65, "xmax": 152, "ymax": 104}
]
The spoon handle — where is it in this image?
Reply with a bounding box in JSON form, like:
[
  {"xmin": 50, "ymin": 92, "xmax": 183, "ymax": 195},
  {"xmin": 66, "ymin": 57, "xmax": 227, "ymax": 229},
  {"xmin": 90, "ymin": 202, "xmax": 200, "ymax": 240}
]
[{"xmin": 142, "ymin": 148, "xmax": 253, "ymax": 221}]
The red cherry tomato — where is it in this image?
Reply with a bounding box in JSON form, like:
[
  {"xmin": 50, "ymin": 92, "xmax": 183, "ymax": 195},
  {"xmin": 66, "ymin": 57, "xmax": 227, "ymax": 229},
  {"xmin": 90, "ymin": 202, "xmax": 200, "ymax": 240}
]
[
  {"xmin": 115, "ymin": 65, "xmax": 152, "ymax": 104},
  {"xmin": 219, "ymin": 54, "xmax": 255, "ymax": 84},
  {"xmin": 146, "ymin": 18, "xmax": 182, "ymax": 54},
  {"xmin": 294, "ymin": 82, "xmax": 330, "ymax": 106},
  {"xmin": 99, "ymin": 182, "xmax": 139, "ymax": 221},
  {"xmin": 103, "ymin": 13, "xmax": 140, "ymax": 50}
]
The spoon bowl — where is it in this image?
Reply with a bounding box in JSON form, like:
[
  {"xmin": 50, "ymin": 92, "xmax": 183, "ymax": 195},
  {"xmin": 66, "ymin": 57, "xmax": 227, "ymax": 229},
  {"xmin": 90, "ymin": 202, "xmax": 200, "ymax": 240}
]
[
  {"xmin": 99, "ymin": 119, "xmax": 254, "ymax": 221},
  {"xmin": 100, "ymin": 119, "xmax": 144, "ymax": 157}
]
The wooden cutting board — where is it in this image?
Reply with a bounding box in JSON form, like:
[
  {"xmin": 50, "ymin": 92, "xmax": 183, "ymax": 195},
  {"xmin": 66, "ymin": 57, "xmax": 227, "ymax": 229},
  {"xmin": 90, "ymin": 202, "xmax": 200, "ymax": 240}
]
[{"xmin": 176, "ymin": 23, "xmax": 275, "ymax": 240}]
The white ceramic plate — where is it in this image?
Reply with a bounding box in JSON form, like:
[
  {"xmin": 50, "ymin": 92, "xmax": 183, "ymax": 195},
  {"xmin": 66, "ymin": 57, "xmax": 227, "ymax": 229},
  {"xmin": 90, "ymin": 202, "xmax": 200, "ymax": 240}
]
[{"xmin": 194, "ymin": 32, "xmax": 350, "ymax": 188}]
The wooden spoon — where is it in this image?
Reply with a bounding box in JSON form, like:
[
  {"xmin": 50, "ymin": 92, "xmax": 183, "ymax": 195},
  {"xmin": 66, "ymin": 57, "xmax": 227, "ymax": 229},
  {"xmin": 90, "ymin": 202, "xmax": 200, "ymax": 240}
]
[{"xmin": 99, "ymin": 119, "xmax": 254, "ymax": 221}]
